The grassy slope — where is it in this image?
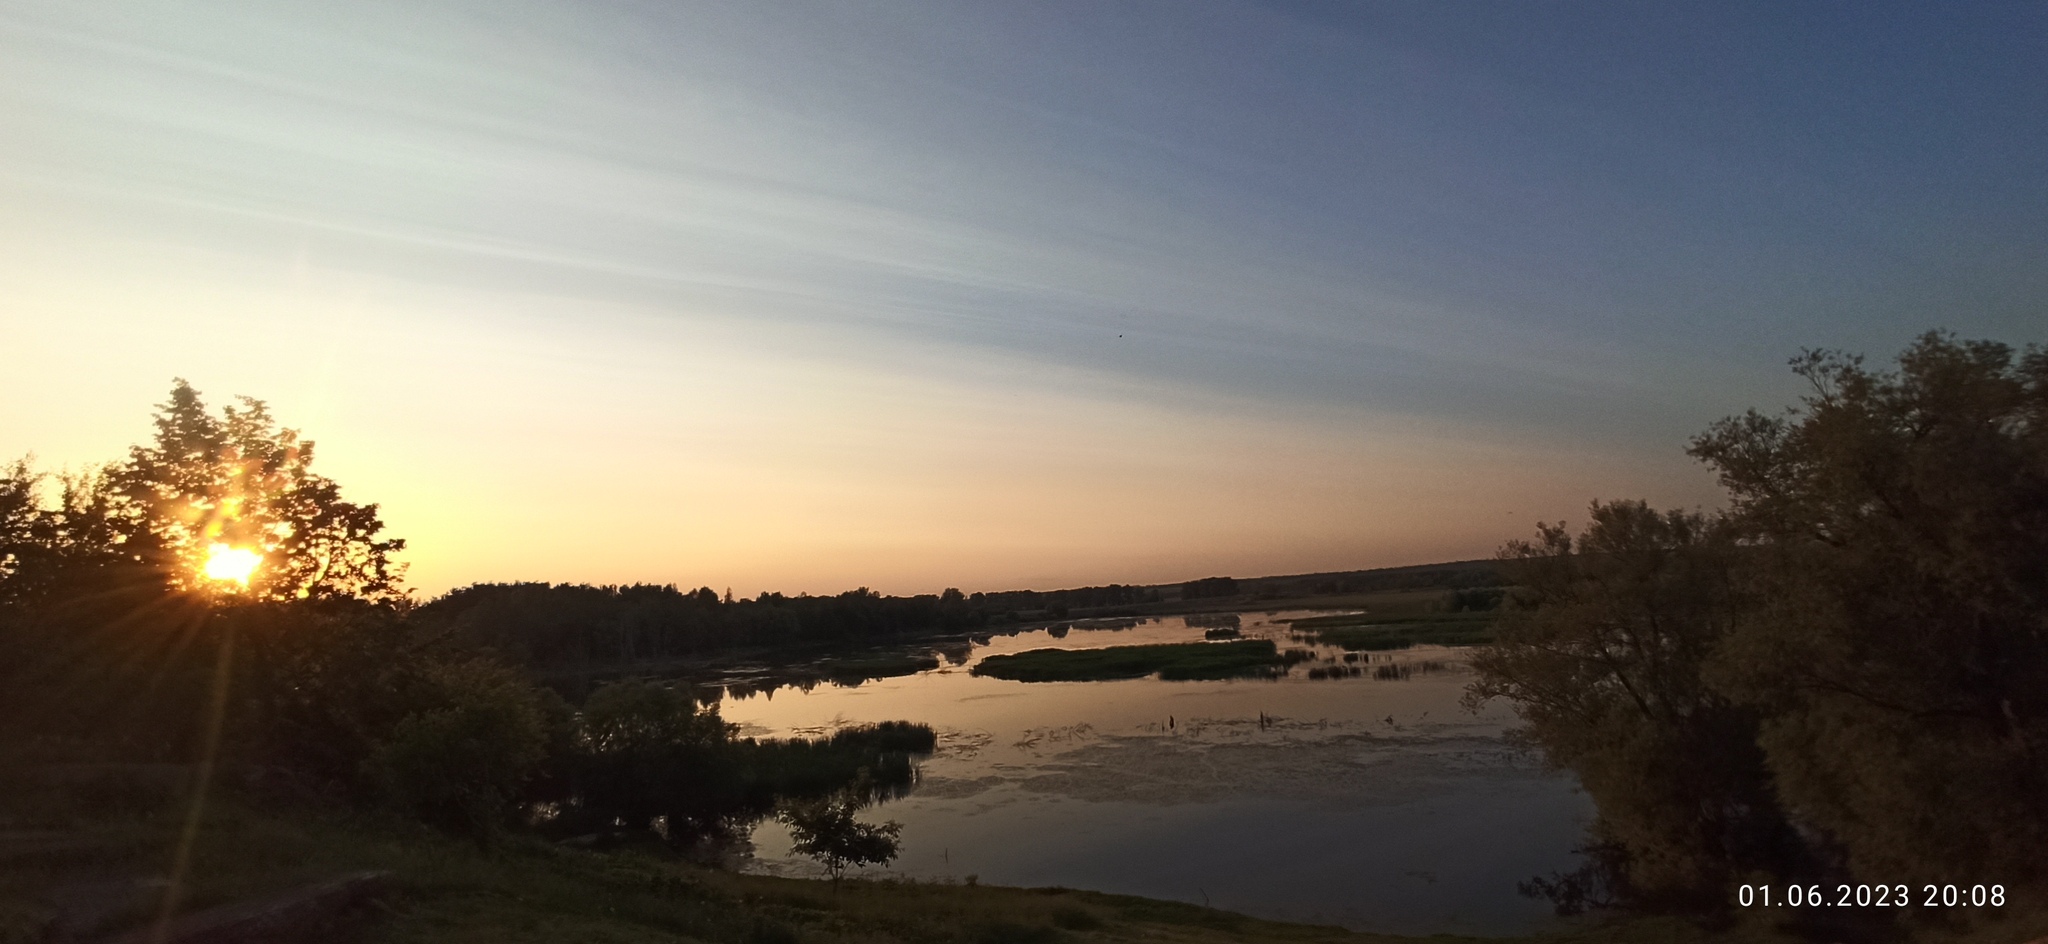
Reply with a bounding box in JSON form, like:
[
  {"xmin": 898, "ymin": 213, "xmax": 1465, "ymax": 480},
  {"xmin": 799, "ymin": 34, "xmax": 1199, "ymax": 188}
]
[{"xmin": 970, "ymin": 641, "xmax": 1282, "ymax": 682}]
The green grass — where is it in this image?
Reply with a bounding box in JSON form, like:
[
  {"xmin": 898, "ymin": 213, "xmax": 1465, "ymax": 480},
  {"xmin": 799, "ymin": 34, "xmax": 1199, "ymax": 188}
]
[{"xmin": 970, "ymin": 641, "xmax": 1283, "ymax": 682}]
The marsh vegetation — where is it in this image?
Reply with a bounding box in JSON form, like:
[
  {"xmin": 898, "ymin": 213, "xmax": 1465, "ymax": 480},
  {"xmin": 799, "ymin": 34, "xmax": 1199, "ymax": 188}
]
[
  {"xmin": 1287, "ymin": 612, "xmax": 1496, "ymax": 651},
  {"xmin": 968, "ymin": 640, "xmax": 1288, "ymax": 682}
]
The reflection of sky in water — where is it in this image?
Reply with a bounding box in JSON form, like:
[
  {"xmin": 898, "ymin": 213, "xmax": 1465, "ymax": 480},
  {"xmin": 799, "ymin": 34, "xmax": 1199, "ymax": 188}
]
[{"xmin": 713, "ymin": 612, "xmax": 1591, "ymax": 937}]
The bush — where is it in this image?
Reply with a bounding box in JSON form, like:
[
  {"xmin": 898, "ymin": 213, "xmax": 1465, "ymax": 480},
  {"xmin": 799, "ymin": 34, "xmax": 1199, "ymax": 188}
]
[
  {"xmin": 778, "ymin": 781, "xmax": 902, "ymax": 884},
  {"xmin": 363, "ymin": 658, "xmax": 557, "ymax": 836},
  {"xmin": 572, "ymin": 680, "xmax": 736, "ymax": 836}
]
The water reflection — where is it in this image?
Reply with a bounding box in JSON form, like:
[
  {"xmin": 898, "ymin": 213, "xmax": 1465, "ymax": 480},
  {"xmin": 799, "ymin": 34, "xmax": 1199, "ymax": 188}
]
[{"xmin": 702, "ymin": 611, "xmax": 1590, "ymax": 937}]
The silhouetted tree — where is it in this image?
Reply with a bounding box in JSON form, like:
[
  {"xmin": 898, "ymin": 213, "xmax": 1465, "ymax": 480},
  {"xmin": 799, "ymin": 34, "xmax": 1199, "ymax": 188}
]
[
  {"xmin": 1476, "ymin": 332, "xmax": 2048, "ymax": 917},
  {"xmin": 0, "ymin": 381, "xmax": 415, "ymax": 763},
  {"xmin": 1467, "ymin": 502, "xmax": 1798, "ymax": 905},
  {"xmin": 778, "ymin": 771, "xmax": 902, "ymax": 885},
  {"xmin": 1691, "ymin": 332, "xmax": 2048, "ymax": 885},
  {"xmin": 113, "ymin": 379, "xmax": 406, "ymax": 602},
  {"xmin": 1181, "ymin": 576, "xmax": 1238, "ymax": 599},
  {"xmin": 573, "ymin": 680, "xmax": 737, "ymax": 835}
]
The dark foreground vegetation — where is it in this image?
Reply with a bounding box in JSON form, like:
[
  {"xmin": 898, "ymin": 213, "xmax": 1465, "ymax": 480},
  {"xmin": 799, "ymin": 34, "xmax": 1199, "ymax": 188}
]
[
  {"xmin": 969, "ymin": 640, "xmax": 1291, "ymax": 682},
  {"xmin": 0, "ymin": 382, "xmax": 940, "ymax": 942},
  {"xmin": 1466, "ymin": 333, "xmax": 2048, "ymax": 938}
]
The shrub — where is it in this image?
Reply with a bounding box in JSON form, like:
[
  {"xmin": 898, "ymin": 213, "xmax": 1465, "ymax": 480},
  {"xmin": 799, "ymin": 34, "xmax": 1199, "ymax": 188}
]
[
  {"xmin": 777, "ymin": 773, "xmax": 902, "ymax": 884},
  {"xmin": 364, "ymin": 658, "xmax": 555, "ymax": 836},
  {"xmin": 572, "ymin": 680, "xmax": 735, "ymax": 836}
]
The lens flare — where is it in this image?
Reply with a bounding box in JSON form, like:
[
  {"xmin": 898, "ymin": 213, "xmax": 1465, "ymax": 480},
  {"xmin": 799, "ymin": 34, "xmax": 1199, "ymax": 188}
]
[{"xmin": 202, "ymin": 544, "xmax": 261, "ymax": 586}]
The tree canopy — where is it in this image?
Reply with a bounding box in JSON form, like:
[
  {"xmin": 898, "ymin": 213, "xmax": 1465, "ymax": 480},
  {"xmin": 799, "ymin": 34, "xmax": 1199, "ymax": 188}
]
[
  {"xmin": 1691, "ymin": 333, "xmax": 2048, "ymax": 885},
  {"xmin": 1473, "ymin": 331, "xmax": 2048, "ymax": 915},
  {"xmin": 1, "ymin": 380, "xmax": 411, "ymax": 757},
  {"xmin": 114, "ymin": 379, "xmax": 406, "ymax": 602}
]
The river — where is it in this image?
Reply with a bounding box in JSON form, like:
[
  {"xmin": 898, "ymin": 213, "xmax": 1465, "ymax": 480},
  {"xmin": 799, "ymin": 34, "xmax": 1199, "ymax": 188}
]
[{"xmin": 710, "ymin": 611, "xmax": 1591, "ymax": 937}]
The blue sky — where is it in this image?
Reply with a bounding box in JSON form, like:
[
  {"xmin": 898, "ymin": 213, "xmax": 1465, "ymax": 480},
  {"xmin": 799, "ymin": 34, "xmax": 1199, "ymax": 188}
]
[{"xmin": 3, "ymin": 0, "xmax": 2042, "ymax": 593}]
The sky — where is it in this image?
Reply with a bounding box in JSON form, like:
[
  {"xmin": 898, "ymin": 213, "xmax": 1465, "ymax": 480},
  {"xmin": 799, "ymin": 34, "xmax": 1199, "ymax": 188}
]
[{"xmin": 2, "ymin": 1, "xmax": 2043, "ymax": 596}]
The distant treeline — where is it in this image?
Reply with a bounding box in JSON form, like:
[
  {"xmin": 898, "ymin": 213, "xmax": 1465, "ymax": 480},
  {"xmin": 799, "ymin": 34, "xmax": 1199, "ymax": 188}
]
[
  {"xmin": 417, "ymin": 563, "xmax": 1513, "ymax": 671},
  {"xmin": 417, "ymin": 584, "xmax": 972, "ymax": 668},
  {"xmin": 1251, "ymin": 561, "xmax": 1504, "ymax": 598},
  {"xmin": 416, "ymin": 579, "xmax": 1227, "ymax": 669}
]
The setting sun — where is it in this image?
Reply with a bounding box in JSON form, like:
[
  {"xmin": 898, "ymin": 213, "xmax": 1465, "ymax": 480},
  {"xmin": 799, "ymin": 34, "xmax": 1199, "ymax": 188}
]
[{"xmin": 201, "ymin": 544, "xmax": 261, "ymax": 586}]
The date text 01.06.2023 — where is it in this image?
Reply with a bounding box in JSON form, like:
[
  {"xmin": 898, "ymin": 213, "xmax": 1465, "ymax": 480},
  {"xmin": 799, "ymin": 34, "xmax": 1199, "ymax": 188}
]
[{"xmin": 1737, "ymin": 885, "xmax": 2004, "ymax": 908}]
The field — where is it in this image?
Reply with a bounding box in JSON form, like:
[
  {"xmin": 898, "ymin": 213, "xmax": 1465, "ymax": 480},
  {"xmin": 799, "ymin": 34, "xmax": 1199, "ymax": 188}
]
[{"xmin": 969, "ymin": 641, "xmax": 1285, "ymax": 682}]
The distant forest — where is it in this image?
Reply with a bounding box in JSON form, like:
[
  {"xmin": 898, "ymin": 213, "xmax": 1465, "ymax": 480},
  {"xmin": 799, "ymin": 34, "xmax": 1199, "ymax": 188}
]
[{"xmin": 416, "ymin": 561, "xmax": 1506, "ymax": 671}]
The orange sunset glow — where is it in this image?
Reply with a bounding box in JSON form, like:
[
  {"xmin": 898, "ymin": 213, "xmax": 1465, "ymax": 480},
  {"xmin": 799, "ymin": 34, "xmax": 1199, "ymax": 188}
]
[{"xmin": 200, "ymin": 544, "xmax": 261, "ymax": 587}]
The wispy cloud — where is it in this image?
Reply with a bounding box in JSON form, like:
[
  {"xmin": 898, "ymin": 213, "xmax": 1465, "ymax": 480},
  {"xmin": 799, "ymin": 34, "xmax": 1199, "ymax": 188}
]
[{"xmin": 4, "ymin": 0, "xmax": 2041, "ymax": 592}]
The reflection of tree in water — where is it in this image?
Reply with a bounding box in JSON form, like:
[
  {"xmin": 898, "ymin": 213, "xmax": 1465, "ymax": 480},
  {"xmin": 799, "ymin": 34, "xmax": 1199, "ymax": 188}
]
[
  {"xmin": 935, "ymin": 642, "xmax": 972, "ymax": 666},
  {"xmin": 559, "ymin": 680, "xmax": 936, "ymax": 853},
  {"xmin": 714, "ymin": 650, "xmax": 945, "ymax": 701}
]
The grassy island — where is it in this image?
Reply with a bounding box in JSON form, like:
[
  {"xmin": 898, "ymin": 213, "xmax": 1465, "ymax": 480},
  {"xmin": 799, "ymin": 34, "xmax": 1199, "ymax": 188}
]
[
  {"xmin": 970, "ymin": 640, "xmax": 1284, "ymax": 682},
  {"xmin": 1287, "ymin": 612, "xmax": 1496, "ymax": 651}
]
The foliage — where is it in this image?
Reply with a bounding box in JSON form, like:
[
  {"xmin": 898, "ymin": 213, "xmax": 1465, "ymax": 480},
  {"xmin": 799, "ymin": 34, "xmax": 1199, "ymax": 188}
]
[
  {"xmin": 417, "ymin": 583, "xmax": 983, "ymax": 667},
  {"xmin": 112, "ymin": 379, "xmax": 406, "ymax": 603},
  {"xmin": 969, "ymin": 640, "xmax": 1283, "ymax": 682},
  {"xmin": 364, "ymin": 657, "xmax": 559, "ymax": 837},
  {"xmin": 1, "ymin": 381, "xmax": 411, "ymax": 760},
  {"xmin": 567, "ymin": 680, "xmax": 933, "ymax": 845},
  {"xmin": 0, "ymin": 461, "xmax": 150, "ymax": 609},
  {"xmin": 734, "ymin": 721, "xmax": 936, "ymax": 802},
  {"xmin": 777, "ymin": 772, "xmax": 903, "ymax": 884},
  {"xmin": 572, "ymin": 680, "xmax": 738, "ymax": 836},
  {"xmin": 1473, "ymin": 332, "xmax": 2048, "ymax": 918},
  {"xmin": 227, "ymin": 598, "xmax": 566, "ymax": 833},
  {"xmin": 1467, "ymin": 502, "xmax": 1799, "ymax": 904},
  {"xmin": 0, "ymin": 459, "xmax": 209, "ymax": 759},
  {"xmin": 1689, "ymin": 331, "xmax": 2048, "ymax": 885},
  {"xmin": 1180, "ymin": 576, "xmax": 1239, "ymax": 600}
]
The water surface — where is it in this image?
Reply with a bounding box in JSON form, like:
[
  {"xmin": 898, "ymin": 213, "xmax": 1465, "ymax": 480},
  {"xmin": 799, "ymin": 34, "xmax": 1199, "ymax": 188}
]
[{"xmin": 712, "ymin": 612, "xmax": 1590, "ymax": 936}]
